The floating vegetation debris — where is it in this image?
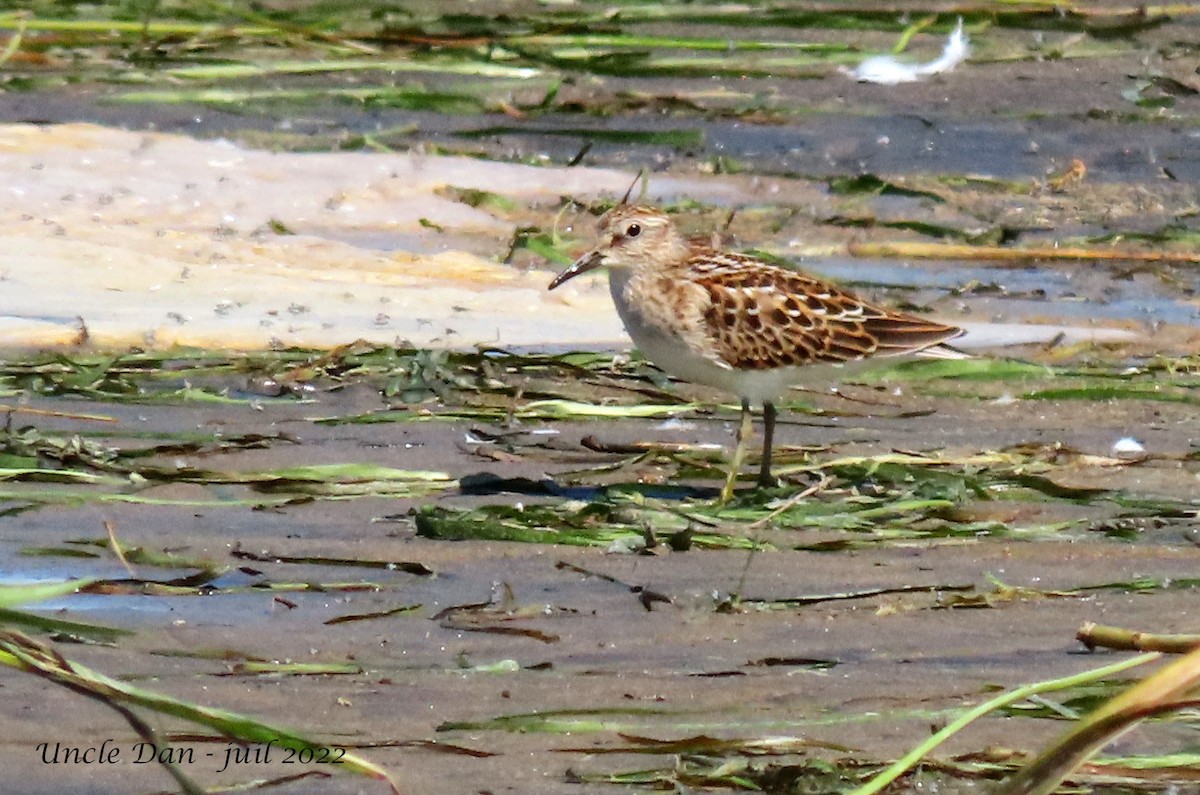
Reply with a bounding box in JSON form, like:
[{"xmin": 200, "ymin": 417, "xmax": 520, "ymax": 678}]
[
  {"xmin": 231, "ymin": 546, "xmax": 434, "ymax": 576},
  {"xmin": 415, "ymin": 502, "xmax": 757, "ymax": 550},
  {"xmin": 0, "ymin": 345, "xmax": 1189, "ymax": 530},
  {"xmin": 324, "ymin": 602, "xmax": 422, "ymax": 626}
]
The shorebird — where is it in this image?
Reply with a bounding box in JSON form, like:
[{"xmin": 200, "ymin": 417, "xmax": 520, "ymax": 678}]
[{"xmin": 548, "ymin": 204, "xmax": 964, "ymax": 501}]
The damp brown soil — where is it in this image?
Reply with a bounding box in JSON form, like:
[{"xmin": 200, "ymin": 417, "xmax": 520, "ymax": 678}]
[{"xmin": 1, "ymin": 354, "xmax": 1198, "ymax": 795}]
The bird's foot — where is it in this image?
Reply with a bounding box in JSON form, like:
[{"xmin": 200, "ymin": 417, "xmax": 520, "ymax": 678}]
[{"xmin": 756, "ymin": 473, "xmax": 780, "ymax": 491}]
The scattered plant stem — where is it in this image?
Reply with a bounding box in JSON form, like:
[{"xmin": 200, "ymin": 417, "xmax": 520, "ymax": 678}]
[
  {"xmin": 849, "ymin": 240, "xmax": 1200, "ymax": 264},
  {"xmin": 1077, "ymin": 621, "xmax": 1200, "ymax": 654}
]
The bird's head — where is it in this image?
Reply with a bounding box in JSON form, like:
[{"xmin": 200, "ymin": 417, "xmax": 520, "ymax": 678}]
[{"xmin": 548, "ymin": 206, "xmax": 688, "ymax": 290}]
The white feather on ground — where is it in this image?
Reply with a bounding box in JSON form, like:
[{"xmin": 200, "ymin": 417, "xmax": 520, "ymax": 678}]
[{"xmin": 841, "ymin": 19, "xmax": 969, "ymax": 85}]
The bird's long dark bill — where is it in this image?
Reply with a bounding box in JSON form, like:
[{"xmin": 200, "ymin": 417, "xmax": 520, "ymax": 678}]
[{"xmin": 547, "ymin": 250, "xmax": 604, "ymax": 290}]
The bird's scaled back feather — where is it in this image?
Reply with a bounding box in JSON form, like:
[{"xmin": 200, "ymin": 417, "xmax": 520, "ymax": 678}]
[{"xmin": 687, "ymin": 251, "xmax": 962, "ymax": 371}]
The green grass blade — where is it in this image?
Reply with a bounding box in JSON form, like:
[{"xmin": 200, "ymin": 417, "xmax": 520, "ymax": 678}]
[
  {"xmin": 850, "ymin": 653, "xmax": 1159, "ymax": 795},
  {"xmin": 0, "ymin": 607, "xmax": 131, "ymax": 642},
  {"xmin": 0, "ymin": 631, "xmax": 400, "ymax": 793},
  {"xmin": 0, "ymin": 578, "xmax": 94, "ymax": 608}
]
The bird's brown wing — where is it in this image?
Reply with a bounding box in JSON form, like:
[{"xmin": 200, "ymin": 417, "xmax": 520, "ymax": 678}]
[{"xmin": 688, "ymin": 252, "xmax": 963, "ymax": 371}]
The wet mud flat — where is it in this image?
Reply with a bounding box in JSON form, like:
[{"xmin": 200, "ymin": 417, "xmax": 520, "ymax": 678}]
[{"xmin": 0, "ymin": 347, "xmax": 1198, "ymax": 794}]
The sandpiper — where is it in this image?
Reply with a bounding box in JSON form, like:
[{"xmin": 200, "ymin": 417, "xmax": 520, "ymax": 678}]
[{"xmin": 548, "ymin": 204, "xmax": 964, "ymax": 501}]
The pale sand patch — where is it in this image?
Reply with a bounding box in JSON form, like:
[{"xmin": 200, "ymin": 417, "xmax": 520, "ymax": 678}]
[
  {"xmin": 0, "ymin": 122, "xmax": 1141, "ymax": 353},
  {"xmin": 0, "ymin": 123, "xmax": 656, "ymax": 350}
]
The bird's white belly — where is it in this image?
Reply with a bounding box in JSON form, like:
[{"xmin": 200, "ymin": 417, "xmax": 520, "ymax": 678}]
[{"xmin": 632, "ymin": 331, "xmax": 803, "ymax": 403}]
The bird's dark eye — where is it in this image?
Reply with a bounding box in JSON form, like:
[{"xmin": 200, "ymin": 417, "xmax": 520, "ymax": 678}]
[{"xmin": 626, "ymin": 223, "xmax": 641, "ymax": 238}]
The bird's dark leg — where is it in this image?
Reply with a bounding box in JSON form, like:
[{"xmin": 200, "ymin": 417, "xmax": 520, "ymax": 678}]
[
  {"xmin": 720, "ymin": 398, "xmax": 754, "ymax": 503},
  {"xmin": 758, "ymin": 401, "xmax": 777, "ymax": 489}
]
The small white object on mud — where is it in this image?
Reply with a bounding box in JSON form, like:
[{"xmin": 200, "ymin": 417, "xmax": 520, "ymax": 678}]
[
  {"xmin": 1112, "ymin": 437, "xmax": 1145, "ymax": 457},
  {"xmin": 842, "ymin": 18, "xmax": 969, "ymax": 85}
]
